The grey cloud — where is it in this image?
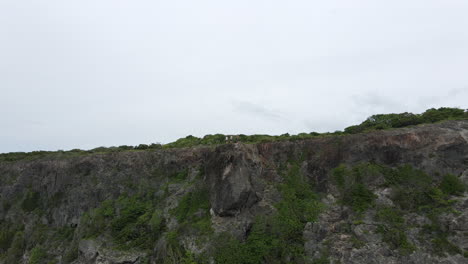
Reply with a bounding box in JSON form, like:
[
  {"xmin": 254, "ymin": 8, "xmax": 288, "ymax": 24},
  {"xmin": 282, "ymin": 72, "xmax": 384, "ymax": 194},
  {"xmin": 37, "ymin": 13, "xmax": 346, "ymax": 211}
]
[
  {"xmin": 352, "ymin": 93, "xmax": 401, "ymax": 110},
  {"xmin": 417, "ymin": 88, "xmax": 468, "ymax": 109},
  {"xmin": 232, "ymin": 100, "xmax": 285, "ymax": 121}
]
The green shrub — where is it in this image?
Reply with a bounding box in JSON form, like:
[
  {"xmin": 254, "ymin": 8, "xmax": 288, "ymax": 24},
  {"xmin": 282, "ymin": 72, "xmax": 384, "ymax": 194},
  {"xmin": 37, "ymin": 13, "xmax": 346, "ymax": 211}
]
[
  {"xmin": 421, "ymin": 107, "xmax": 466, "ymax": 123},
  {"xmin": 109, "ymin": 196, "xmax": 158, "ymax": 249},
  {"xmin": 149, "ymin": 209, "xmax": 164, "ymax": 231},
  {"xmin": 344, "ymin": 107, "xmax": 467, "ymax": 134},
  {"xmin": 29, "ymin": 224, "xmax": 50, "ymax": 246},
  {"xmin": 345, "ymin": 184, "xmax": 377, "ymax": 212},
  {"xmin": 134, "ymin": 144, "xmax": 149, "ymax": 150},
  {"xmin": 164, "ymin": 135, "xmax": 202, "ymax": 148},
  {"xmin": 376, "ymin": 207, "xmax": 404, "ymax": 226},
  {"xmin": 169, "ymin": 169, "xmax": 189, "ymax": 183},
  {"xmin": 440, "ymin": 174, "xmax": 465, "ymax": 196},
  {"xmin": 172, "ymin": 189, "xmax": 210, "ymax": 223},
  {"xmin": 21, "ymin": 191, "xmax": 41, "ymax": 212},
  {"xmin": 29, "ymin": 246, "xmax": 47, "ymax": 264},
  {"xmin": 331, "ymin": 164, "xmax": 347, "ymax": 189},
  {"xmin": 81, "ymin": 194, "xmax": 163, "ymax": 250},
  {"xmin": 213, "ymin": 224, "xmax": 276, "ymax": 264},
  {"xmin": 375, "ymin": 207, "xmax": 415, "ymax": 254},
  {"xmin": 171, "ymin": 187, "xmax": 212, "ymax": 236},
  {"xmin": 81, "ymin": 199, "xmax": 115, "ymax": 238},
  {"xmin": 159, "ymin": 230, "xmax": 198, "ymax": 264},
  {"xmin": 431, "ymin": 236, "xmax": 462, "ymax": 256},
  {"xmin": 4, "ymin": 231, "xmax": 25, "ymax": 263},
  {"xmin": 377, "ymin": 225, "xmax": 415, "ymax": 255},
  {"xmin": 331, "ymin": 163, "xmax": 378, "ymax": 213},
  {"xmin": 376, "ymin": 164, "xmax": 465, "ymax": 256},
  {"xmin": 213, "ymin": 162, "xmax": 323, "ymax": 263},
  {"xmin": 0, "ymin": 224, "xmax": 17, "ymax": 254},
  {"xmin": 53, "ymin": 226, "xmax": 75, "ymax": 242},
  {"xmin": 388, "ymin": 165, "xmax": 438, "ymax": 211}
]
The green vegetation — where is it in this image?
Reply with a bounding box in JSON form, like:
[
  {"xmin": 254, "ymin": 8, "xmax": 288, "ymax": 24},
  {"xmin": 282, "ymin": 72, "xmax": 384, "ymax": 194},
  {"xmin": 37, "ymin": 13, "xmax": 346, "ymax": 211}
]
[
  {"xmin": 170, "ymin": 187, "xmax": 213, "ymax": 237},
  {"xmin": 139, "ymin": 183, "xmax": 213, "ymax": 263},
  {"xmin": 331, "ymin": 163, "xmax": 378, "ymax": 213},
  {"xmin": 422, "ymin": 213, "xmax": 463, "ymax": 257},
  {"xmin": 21, "ymin": 191, "xmax": 41, "ymax": 212},
  {"xmin": 169, "ymin": 169, "xmax": 189, "ymax": 183},
  {"xmin": 440, "ymin": 173, "xmax": 466, "ymax": 196},
  {"xmin": 0, "ymin": 217, "xmax": 80, "ymax": 263},
  {"xmin": 0, "ymin": 218, "xmax": 79, "ymax": 263},
  {"xmin": 81, "ymin": 194, "xmax": 164, "ymax": 250},
  {"xmin": 213, "ymin": 162, "xmax": 324, "ymax": 264},
  {"xmin": 387, "ymin": 165, "xmax": 460, "ymax": 214},
  {"xmin": 3, "ymin": 107, "xmax": 465, "ymax": 163},
  {"xmin": 376, "ymin": 207, "xmax": 415, "ymax": 255},
  {"xmin": 346, "ymin": 184, "xmax": 376, "ymax": 213},
  {"xmin": 159, "ymin": 230, "xmax": 201, "ymax": 264},
  {"xmin": 0, "ymin": 221, "xmax": 23, "ymax": 257},
  {"xmin": 332, "ymin": 162, "xmax": 466, "ymax": 256},
  {"xmin": 4, "ymin": 231, "xmax": 25, "ymax": 263},
  {"xmin": 172, "ymin": 188, "xmax": 210, "ymax": 224},
  {"xmin": 29, "ymin": 246, "xmax": 47, "ymax": 264},
  {"xmin": 0, "ymin": 144, "xmax": 163, "ymax": 163},
  {"xmin": 344, "ymin": 107, "xmax": 468, "ymax": 134}
]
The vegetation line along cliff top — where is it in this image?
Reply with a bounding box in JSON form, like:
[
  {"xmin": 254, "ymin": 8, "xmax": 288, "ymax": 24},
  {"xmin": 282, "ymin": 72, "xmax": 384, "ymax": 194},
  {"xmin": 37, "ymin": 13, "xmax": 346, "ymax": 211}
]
[
  {"xmin": 1, "ymin": 107, "xmax": 467, "ymax": 162},
  {"xmin": 0, "ymin": 106, "xmax": 467, "ymax": 264}
]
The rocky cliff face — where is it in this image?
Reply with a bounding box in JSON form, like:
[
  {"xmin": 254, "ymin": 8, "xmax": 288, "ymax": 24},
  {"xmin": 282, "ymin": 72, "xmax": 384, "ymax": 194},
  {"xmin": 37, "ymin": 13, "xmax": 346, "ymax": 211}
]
[{"xmin": 0, "ymin": 120, "xmax": 467, "ymax": 264}]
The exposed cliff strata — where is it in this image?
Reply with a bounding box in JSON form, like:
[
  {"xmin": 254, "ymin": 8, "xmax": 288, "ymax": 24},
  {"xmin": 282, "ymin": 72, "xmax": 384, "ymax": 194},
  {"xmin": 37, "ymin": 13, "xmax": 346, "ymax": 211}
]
[{"xmin": 0, "ymin": 120, "xmax": 467, "ymax": 263}]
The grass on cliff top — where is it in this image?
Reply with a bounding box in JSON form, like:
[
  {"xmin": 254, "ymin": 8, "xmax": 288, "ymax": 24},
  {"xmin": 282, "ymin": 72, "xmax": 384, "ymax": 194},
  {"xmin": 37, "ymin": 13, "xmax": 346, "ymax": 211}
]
[{"xmin": 1, "ymin": 107, "xmax": 467, "ymax": 162}]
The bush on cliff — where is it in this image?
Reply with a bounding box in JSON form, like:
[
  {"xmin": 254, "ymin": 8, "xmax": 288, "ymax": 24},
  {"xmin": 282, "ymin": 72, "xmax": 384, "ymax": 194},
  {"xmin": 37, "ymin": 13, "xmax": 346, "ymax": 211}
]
[{"xmin": 213, "ymin": 162, "xmax": 324, "ymax": 263}]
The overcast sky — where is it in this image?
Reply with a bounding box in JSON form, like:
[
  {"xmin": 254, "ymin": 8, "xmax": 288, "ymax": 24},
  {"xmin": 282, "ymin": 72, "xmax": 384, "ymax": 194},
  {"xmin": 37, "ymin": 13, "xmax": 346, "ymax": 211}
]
[{"xmin": 1, "ymin": 0, "xmax": 468, "ymax": 153}]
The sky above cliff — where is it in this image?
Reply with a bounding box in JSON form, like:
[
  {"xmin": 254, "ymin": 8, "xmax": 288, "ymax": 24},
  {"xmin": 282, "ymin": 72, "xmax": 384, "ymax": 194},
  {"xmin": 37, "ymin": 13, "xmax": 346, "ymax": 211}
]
[{"xmin": 1, "ymin": 0, "xmax": 468, "ymax": 153}]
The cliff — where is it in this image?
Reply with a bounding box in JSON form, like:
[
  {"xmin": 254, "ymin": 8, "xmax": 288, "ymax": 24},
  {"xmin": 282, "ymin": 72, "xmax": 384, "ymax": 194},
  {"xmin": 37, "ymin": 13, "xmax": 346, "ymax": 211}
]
[{"xmin": 1, "ymin": 120, "xmax": 467, "ymax": 264}]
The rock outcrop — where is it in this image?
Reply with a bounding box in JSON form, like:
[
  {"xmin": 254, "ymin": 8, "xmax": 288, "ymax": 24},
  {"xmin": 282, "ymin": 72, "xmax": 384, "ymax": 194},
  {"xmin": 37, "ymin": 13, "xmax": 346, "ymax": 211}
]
[{"xmin": 0, "ymin": 120, "xmax": 467, "ymax": 263}]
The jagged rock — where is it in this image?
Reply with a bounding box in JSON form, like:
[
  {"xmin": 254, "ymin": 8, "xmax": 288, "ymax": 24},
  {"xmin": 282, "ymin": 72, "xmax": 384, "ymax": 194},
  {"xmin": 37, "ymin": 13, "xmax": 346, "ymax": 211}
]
[
  {"xmin": 76, "ymin": 239, "xmax": 145, "ymax": 264},
  {"xmin": 205, "ymin": 143, "xmax": 260, "ymax": 216},
  {"xmin": 0, "ymin": 120, "xmax": 468, "ymax": 263},
  {"xmin": 78, "ymin": 239, "xmax": 100, "ymax": 262}
]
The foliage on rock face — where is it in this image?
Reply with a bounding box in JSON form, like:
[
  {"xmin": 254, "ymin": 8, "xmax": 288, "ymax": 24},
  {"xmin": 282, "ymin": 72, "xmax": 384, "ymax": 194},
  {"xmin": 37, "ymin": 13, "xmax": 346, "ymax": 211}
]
[
  {"xmin": 213, "ymin": 163, "xmax": 324, "ymax": 264},
  {"xmin": 386, "ymin": 165, "xmax": 462, "ymax": 214},
  {"xmin": 172, "ymin": 190, "xmax": 209, "ymax": 221},
  {"xmin": 4, "ymin": 231, "xmax": 25, "ymax": 263},
  {"xmin": 440, "ymin": 173, "xmax": 466, "ymax": 196},
  {"xmin": 169, "ymin": 169, "xmax": 189, "ymax": 183},
  {"xmin": 145, "ymin": 185, "xmax": 213, "ymax": 264},
  {"xmin": 0, "ymin": 221, "xmax": 23, "ymax": 256},
  {"xmin": 29, "ymin": 245, "xmax": 47, "ymax": 264},
  {"xmin": 376, "ymin": 207, "xmax": 415, "ymax": 255},
  {"xmin": 21, "ymin": 191, "xmax": 41, "ymax": 212},
  {"xmin": 331, "ymin": 163, "xmax": 378, "ymax": 212},
  {"xmin": 171, "ymin": 187, "xmax": 212, "ymax": 235},
  {"xmin": 81, "ymin": 194, "xmax": 164, "ymax": 250},
  {"xmin": 332, "ymin": 162, "xmax": 466, "ymax": 256},
  {"xmin": 0, "ymin": 217, "xmax": 78, "ymax": 263}
]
